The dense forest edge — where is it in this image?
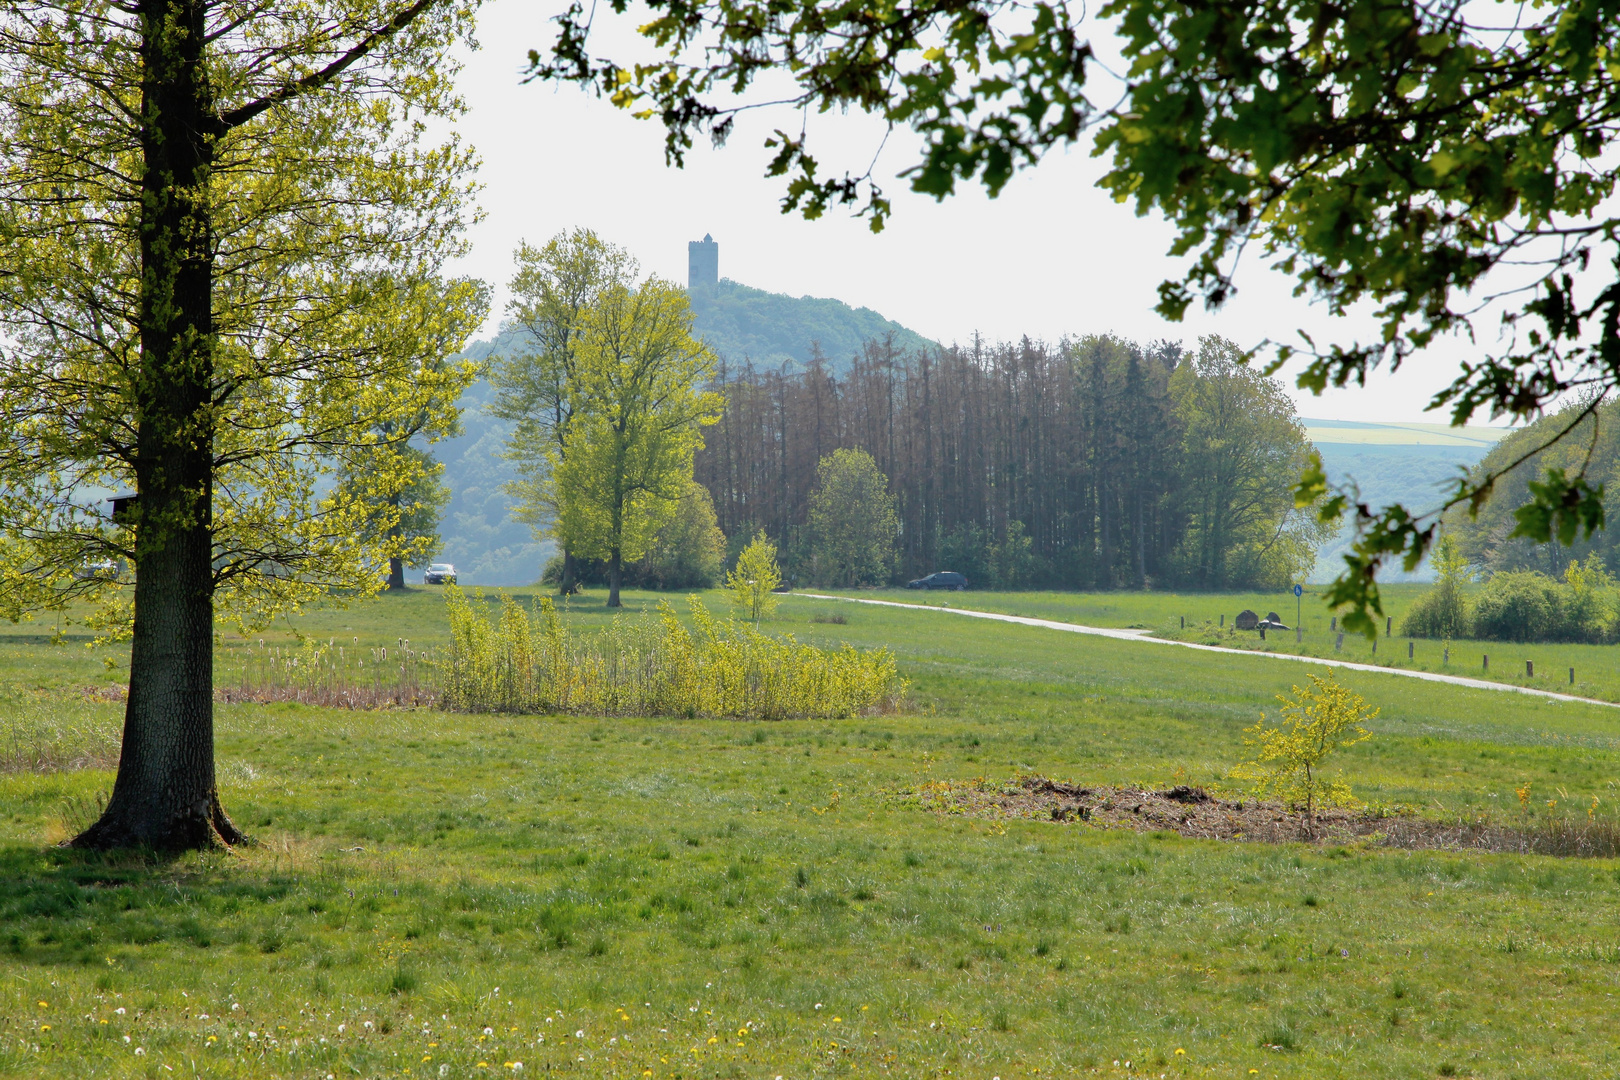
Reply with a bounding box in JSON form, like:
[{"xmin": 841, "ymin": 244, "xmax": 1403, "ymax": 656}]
[{"xmin": 433, "ymin": 278, "xmax": 1533, "ymax": 593}]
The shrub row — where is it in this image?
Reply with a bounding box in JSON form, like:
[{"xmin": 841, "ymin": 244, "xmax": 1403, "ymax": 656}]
[
  {"xmin": 1403, "ymin": 562, "xmax": 1618, "ymax": 644},
  {"xmin": 441, "ymin": 587, "xmax": 905, "ymax": 720}
]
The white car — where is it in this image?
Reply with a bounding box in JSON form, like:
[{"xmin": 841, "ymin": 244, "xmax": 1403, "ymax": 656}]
[{"xmin": 423, "ymin": 563, "xmax": 457, "ymax": 585}]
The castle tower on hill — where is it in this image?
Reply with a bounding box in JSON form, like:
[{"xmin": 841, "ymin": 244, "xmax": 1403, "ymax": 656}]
[{"xmin": 688, "ymin": 233, "xmax": 718, "ymax": 288}]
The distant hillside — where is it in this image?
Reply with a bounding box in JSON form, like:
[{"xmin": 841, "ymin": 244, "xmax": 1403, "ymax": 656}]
[
  {"xmin": 688, "ymin": 279, "xmax": 934, "ymax": 369},
  {"xmin": 427, "ymin": 329, "xmax": 551, "ymax": 587},
  {"xmin": 1303, "ymin": 419, "xmax": 1514, "ymax": 584}
]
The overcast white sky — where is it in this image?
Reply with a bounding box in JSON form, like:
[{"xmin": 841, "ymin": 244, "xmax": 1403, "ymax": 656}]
[{"xmin": 446, "ymin": 0, "xmax": 1514, "ymax": 426}]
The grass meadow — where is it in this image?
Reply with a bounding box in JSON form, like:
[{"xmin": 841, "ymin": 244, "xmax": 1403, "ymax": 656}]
[
  {"xmin": 5, "ymin": 586, "xmax": 1620, "ymax": 1077},
  {"xmin": 811, "ymin": 584, "xmax": 1620, "ymax": 704}
]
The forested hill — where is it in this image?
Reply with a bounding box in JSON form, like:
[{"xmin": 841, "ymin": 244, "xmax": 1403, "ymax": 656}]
[{"xmin": 688, "ymin": 279, "xmax": 934, "ymax": 369}]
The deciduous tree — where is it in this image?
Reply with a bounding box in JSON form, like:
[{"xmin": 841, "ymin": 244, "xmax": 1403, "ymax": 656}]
[
  {"xmin": 552, "ymin": 279, "xmax": 722, "ymax": 607},
  {"xmin": 0, "ymin": 0, "xmax": 484, "ymax": 850},
  {"xmin": 727, "ymin": 530, "xmax": 781, "ymax": 624},
  {"xmin": 336, "ymin": 446, "xmax": 453, "ymax": 591},
  {"xmin": 489, "ymin": 230, "xmax": 639, "ymax": 593},
  {"xmin": 808, "ymin": 448, "xmax": 898, "ymax": 587},
  {"xmin": 1171, "ymin": 336, "xmax": 1326, "ymax": 589}
]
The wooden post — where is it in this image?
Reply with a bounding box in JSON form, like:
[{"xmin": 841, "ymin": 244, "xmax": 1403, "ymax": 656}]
[
  {"xmin": 1331, "ymin": 616, "xmax": 1337, "ymax": 631},
  {"xmin": 1372, "ymin": 637, "xmax": 1377, "ymax": 655},
  {"xmin": 1408, "ymin": 641, "xmax": 1413, "ymax": 659},
  {"xmin": 1220, "ymin": 614, "xmax": 1224, "ymax": 627},
  {"xmin": 1483, "ymin": 654, "xmax": 1489, "ymax": 670},
  {"xmin": 1180, "ymin": 615, "xmax": 1185, "ymax": 629},
  {"xmin": 1570, "ymin": 667, "xmax": 1575, "ymax": 685},
  {"xmin": 1335, "ymin": 633, "xmax": 1343, "ymax": 652},
  {"xmin": 1386, "ymin": 616, "xmax": 1392, "ymax": 637},
  {"xmin": 1444, "ymin": 647, "xmax": 1449, "ymax": 665},
  {"xmin": 1527, "ymin": 660, "xmax": 1534, "ymax": 678},
  {"xmin": 1259, "ymin": 625, "xmax": 1267, "ymax": 641}
]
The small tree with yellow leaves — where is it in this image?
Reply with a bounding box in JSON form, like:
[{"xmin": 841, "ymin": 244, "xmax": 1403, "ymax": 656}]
[
  {"xmin": 727, "ymin": 531, "xmax": 782, "ymax": 625},
  {"xmin": 1231, "ymin": 671, "xmax": 1376, "ymax": 834}
]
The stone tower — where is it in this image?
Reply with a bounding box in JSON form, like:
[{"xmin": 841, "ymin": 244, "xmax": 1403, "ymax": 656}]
[{"xmin": 688, "ymin": 233, "xmax": 718, "ymax": 288}]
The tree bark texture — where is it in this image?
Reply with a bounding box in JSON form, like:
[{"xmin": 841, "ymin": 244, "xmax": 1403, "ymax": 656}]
[
  {"xmin": 558, "ymin": 549, "xmax": 578, "ymax": 595},
  {"xmin": 74, "ymin": 0, "xmax": 243, "ymax": 851},
  {"xmin": 388, "ymin": 555, "xmax": 406, "ymax": 591}
]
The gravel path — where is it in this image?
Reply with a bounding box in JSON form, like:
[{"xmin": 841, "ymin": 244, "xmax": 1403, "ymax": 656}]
[{"xmin": 797, "ymin": 592, "xmax": 1620, "ymax": 710}]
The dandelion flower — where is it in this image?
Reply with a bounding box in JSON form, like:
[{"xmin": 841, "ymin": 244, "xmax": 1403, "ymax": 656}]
[
  {"xmin": 37, "ymin": 1001, "xmax": 48, "ymax": 1008},
  {"xmin": 575, "ymin": 1030, "xmax": 584, "ymax": 1039},
  {"xmin": 134, "ymin": 1048, "xmax": 145, "ymax": 1056},
  {"xmin": 337, "ymin": 1024, "xmax": 346, "ymax": 1034},
  {"xmin": 1175, "ymin": 1049, "xmax": 1185, "ymax": 1056},
  {"xmin": 485, "ymin": 1027, "xmax": 494, "ymax": 1036},
  {"xmin": 832, "ymin": 1016, "xmax": 841, "ymax": 1022},
  {"xmin": 116, "ymin": 1007, "xmax": 127, "ymax": 1015},
  {"xmin": 40, "ymin": 1024, "xmax": 50, "ymax": 1031},
  {"xmin": 814, "ymin": 1003, "xmax": 823, "ymax": 1010}
]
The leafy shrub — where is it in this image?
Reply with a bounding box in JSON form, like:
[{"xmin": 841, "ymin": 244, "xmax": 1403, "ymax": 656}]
[
  {"xmin": 1401, "ymin": 535, "xmax": 1471, "ymax": 639},
  {"xmin": 441, "ymin": 586, "xmax": 904, "ymax": 720},
  {"xmin": 1230, "ymin": 671, "xmax": 1375, "ymax": 833},
  {"xmin": 1470, "ymin": 571, "xmax": 1564, "ymax": 642}
]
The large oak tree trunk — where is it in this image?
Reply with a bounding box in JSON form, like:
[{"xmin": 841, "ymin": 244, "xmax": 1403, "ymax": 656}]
[
  {"xmin": 75, "ymin": 0, "xmax": 242, "ymax": 851},
  {"xmin": 388, "ymin": 556, "xmax": 406, "ymax": 591}
]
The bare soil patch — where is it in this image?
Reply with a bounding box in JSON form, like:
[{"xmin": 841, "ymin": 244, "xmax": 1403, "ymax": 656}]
[{"xmin": 899, "ymin": 775, "xmax": 1620, "ymax": 857}]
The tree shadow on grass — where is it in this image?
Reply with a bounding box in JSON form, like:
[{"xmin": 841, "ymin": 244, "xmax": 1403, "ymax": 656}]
[{"xmin": 0, "ymin": 844, "xmax": 308, "ymax": 969}]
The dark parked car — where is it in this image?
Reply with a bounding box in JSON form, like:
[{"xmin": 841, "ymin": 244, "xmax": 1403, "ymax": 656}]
[
  {"xmin": 906, "ymin": 571, "xmax": 967, "ymax": 591},
  {"xmin": 424, "ymin": 563, "xmax": 457, "ymax": 585}
]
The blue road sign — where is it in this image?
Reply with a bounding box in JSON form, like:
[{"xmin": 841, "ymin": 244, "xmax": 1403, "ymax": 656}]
[{"xmin": 1293, "ymin": 584, "xmax": 1303, "ymax": 597}]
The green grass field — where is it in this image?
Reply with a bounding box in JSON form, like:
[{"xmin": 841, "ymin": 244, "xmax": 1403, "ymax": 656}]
[
  {"xmin": 809, "ymin": 584, "xmax": 1620, "ymax": 705},
  {"xmin": 5, "ymin": 586, "xmax": 1620, "ymax": 1078}
]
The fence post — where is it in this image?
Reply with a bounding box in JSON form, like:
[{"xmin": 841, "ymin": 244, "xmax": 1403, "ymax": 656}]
[
  {"xmin": 1527, "ymin": 660, "xmax": 1534, "ymax": 678},
  {"xmin": 1331, "ymin": 616, "xmax": 1337, "ymax": 631},
  {"xmin": 1444, "ymin": 647, "xmax": 1449, "ymax": 665},
  {"xmin": 1408, "ymin": 641, "xmax": 1413, "ymax": 660},
  {"xmin": 1386, "ymin": 616, "xmax": 1392, "ymax": 637},
  {"xmin": 1180, "ymin": 615, "xmax": 1185, "ymax": 629},
  {"xmin": 1372, "ymin": 637, "xmax": 1377, "ymax": 655},
  {"xmin": 1335, "ymin": 633, "xmax": 1343, "ymax": 652},
  {"xmin": 1483, "ymin": 654, "xmax": 1489, "ymax": 670},
  {"xmin": 1570, "ymin": 667, "xmax": 1576, "ymax": 685},
  {"xmin": 1260, "ymin": 625, "xmax": 1267, "ymax": 641},
  {"xmin": 1220, "ymin": 614, "xmax": 1224, "ymax": 627}
]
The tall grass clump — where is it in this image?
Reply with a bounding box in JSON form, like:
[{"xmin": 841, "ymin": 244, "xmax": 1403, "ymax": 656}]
[
  {"xmin": 0, "ymin": 689, "xmax": 120, "ymax": 772},
  {"xmin": 441, "ymin": 586, "xmax": 905, "ymax": 719},
  {"xmin": 221, "ymin": 634, "xmax": 438, "ymax": 708}
]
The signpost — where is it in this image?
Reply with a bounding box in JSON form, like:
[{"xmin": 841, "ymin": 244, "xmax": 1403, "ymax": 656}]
[{"xmin": 1293, "ymin": 583, "xmax": 1303, "ymax": 632}]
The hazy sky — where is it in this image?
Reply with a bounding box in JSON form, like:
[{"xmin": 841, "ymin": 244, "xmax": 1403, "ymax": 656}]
[{"xmin": 446, "ymin": 0, "xmax": 1513, "ymax": 426}]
